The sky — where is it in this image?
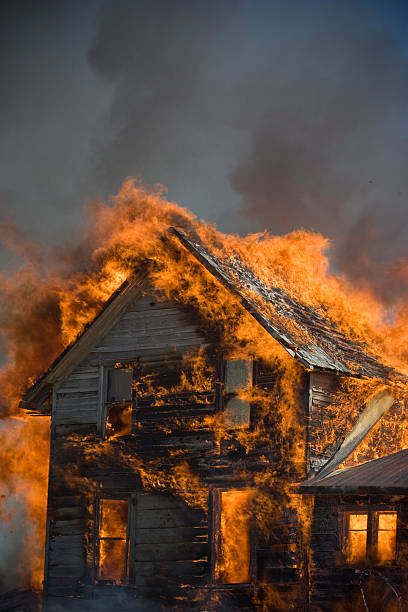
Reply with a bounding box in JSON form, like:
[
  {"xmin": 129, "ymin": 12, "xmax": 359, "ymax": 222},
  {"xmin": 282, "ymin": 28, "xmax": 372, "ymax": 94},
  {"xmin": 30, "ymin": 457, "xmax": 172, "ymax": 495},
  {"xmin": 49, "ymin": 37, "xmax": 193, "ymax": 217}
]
[{"xmin": 1, "ymin": 0, "xmax": 408, "ymax": 298}]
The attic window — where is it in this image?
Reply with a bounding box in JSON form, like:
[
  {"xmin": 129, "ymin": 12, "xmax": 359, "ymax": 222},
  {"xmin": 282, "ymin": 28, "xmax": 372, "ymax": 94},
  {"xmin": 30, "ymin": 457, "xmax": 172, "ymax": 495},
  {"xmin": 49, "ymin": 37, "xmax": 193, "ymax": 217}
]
[
  {"xmin": 99, "ymin": 367, "xmax": 133, "ymax": 438},
  {"xmin": 224, "ymin": 359, "xmax": 253, "ymax": 427},
  {"xmin": 212, "ymin": 489, "xmax": 253, "ymax": 584},
  {"xmin": 343, "ymin": 509, "xmax": 397, "ymax": 566},
  {"xmin": 96, "ymin": 499, "xmax": 129, "ymax": 583}
]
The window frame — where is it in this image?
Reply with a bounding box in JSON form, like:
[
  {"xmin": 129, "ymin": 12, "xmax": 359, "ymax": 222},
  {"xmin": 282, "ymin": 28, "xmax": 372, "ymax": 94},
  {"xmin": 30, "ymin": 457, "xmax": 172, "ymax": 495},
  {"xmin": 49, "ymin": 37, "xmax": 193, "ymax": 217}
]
[
  {"xmin": 341, "ymin": 505, "xmax": 399, "ymax": 567},
  {"xmin": 97, "ymin": 364, "xmax": 134, "ymax": 439},
  {"xmin": 209, "ymin": 487, "xmax": 256, "ymax": 586},
  {"xmin": 220, "ymin": 357, "xmax": 254, "ymax": 429},
  {"xmin": 93, "ymin": 495, "xmax": 137, "ymax": 585}
]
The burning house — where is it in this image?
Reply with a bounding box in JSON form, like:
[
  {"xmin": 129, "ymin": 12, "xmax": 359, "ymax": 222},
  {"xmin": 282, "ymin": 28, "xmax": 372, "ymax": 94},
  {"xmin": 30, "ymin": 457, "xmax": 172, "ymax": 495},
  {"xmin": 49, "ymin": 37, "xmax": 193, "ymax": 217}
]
[{"xmin": 21, "ymin": 224, "xmax": 408, "ymax": 611}]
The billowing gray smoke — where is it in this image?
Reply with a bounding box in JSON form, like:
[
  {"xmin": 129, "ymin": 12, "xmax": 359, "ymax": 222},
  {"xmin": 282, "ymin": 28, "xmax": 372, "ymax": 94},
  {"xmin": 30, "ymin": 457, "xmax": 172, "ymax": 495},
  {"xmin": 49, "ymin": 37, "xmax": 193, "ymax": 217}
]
[
  {"xmin": 88, "ymin": 0, "xmax": 408, "ymax": 300},
  {"xmin": 1, "ymin": 1, "xmax": 408, "ymax": 296}
]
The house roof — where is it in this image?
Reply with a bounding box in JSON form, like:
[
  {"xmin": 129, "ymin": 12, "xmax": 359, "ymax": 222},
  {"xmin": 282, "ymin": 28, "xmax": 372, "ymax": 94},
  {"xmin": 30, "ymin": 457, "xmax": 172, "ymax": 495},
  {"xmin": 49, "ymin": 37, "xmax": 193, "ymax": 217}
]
[
  {"xmin": 23, "ymin": 227, "xmax": 405, "ymax": 412},
  {"xmin": 23, "ymin": 262, "xmax": 150, "ymax": 413},
  {"xmin": 170, "ymin": 228, "xmax": 402, "ymax": 382},
  {"xmin": 298, "ymin": 449, "xmax": 408, "ymax": 493}
]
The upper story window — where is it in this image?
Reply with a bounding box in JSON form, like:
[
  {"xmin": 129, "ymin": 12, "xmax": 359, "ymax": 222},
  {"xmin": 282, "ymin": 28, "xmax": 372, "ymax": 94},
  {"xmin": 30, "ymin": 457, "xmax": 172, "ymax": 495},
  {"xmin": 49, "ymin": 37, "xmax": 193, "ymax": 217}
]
[
  {"xmin": 224, "ymin": 359, "xmax": 253, "ymax": 427},
  {"xmin": 96, "ymin": 498, "xmax": 130, "ymax": 583},
  {"xmin": 98, "ymin": 366, "xmax": 133, "ymax": 438},
  {"xmin": 343, "ymin": 509, "xmax": 397, "ymax": 566},
  {"xmin": 212, "ymin": 488, "xmax": 253, "ymax": 584}
]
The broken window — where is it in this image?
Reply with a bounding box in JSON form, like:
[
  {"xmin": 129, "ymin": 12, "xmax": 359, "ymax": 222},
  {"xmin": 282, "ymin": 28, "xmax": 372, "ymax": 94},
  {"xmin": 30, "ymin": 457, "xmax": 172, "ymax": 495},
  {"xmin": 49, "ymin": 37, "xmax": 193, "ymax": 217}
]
[
  {"xmin": 96, "ymin": 499, "xmax": 130, "ymax": 583},
  {"xmin": 343, "ymin": 509, "xmax": 397, "ymax": 565},
  {"xmin": 213, "ymin": 489, "xmax": 253, "ymax": 583},
  {"xmin": 224, "ymin": 359, "xmax": 253, "ymax": 427},
  {"xmin": 99, "ymin": 366, "xmax": 133, "ymax": 438}
]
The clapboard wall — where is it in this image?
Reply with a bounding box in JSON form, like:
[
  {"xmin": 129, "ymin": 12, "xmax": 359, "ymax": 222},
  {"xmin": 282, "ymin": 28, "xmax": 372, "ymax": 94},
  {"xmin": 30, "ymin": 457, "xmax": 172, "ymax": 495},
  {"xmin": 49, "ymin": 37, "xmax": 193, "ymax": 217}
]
[
  {"xmin": 53, "ymin": 292, "xmax": 209, "ymax": 429},
  {"xmin": 43, "ymin": 285, "xmax": 336, "ymax": 611},
  {"xmin": 45, "ymin": 290, "xmax": 213, "ymax": 609}
]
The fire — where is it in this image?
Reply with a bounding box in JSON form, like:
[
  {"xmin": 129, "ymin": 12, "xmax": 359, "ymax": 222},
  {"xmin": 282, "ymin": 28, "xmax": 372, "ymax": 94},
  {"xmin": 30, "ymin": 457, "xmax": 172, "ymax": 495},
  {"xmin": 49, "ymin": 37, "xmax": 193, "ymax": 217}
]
[
  {"xmin": 347, "ymin": 513, "xmax": 368, "ymax": 564},
  {"xmin": 377, "ymin": 511, "xmax": 397, "ymax": 565},
  {"xmin": 0, "ymin": 417, "xmax": 49, "ymax": 589},
  {"xmin": 97, "ymin": 499, "xmax": 129, "ymax": 583},
  {"xmin": 216, "ymin": 490, "xmax": 253, "ymax": 584},
  {"xmin": 1, "ymin": 177, "xmax": 408, "ymax": 595}
]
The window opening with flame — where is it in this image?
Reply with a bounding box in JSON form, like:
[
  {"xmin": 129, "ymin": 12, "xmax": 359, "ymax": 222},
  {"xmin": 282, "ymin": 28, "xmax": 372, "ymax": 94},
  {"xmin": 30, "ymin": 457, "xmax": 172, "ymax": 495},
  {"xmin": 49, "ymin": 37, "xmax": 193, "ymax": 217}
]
[
  {"xmin": 223, "ymin": 359, "xmax": 253, "ymax": 428},
  {"xmin": 343, "ymin": 509, "xmax": 397, "ymax": 566},
  {"xmin": 96, "ymin": 499, "xmax": 130, "ymax": 583},
  {"xmin": 212, "ymin": 489, "xmax": 254, "ymax": 584},
  {"xmin": 376, "ymin": 511, "xmax": 398, "ymax": 564},
  {"xmin": 98, "ymin": 366, "xmax": 133, "ymax": 438}
]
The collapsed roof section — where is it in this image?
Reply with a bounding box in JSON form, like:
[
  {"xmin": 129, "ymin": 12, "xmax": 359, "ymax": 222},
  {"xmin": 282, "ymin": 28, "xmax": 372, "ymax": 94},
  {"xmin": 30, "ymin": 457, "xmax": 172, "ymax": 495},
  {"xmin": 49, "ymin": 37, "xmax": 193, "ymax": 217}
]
[{"xmin": 170, "ymin": 227, "xmax": 401, "ymax": 381}]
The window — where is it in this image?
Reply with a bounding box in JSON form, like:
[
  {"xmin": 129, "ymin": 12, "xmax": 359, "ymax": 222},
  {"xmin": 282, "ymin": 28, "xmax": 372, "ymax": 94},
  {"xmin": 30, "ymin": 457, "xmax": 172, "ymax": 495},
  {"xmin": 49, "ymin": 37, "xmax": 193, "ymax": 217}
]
[
  {"xmin": 377, "ymin": 511, "xmax": 398, "ymax": 564},
  {"xmin": 98, "ymin": 366, "xmax": 133, "ymax": 438},
  {"xmin": 224, "ymin": 359, "xmax": 253, "ymax": 427},
  {"xmin": 212, "ymin": 489, "xmax": 253, "ymax": 584},
  {"xmin": 343, "ymin": 509, "xmax": 397, "ymax": 565},
  {"xmin": 346, "ymin": 513, "xmax": 368, "ymax": 564},
  {"xmin": 96, "ymin": 499, "xmax": 130, "ymax": 583}
]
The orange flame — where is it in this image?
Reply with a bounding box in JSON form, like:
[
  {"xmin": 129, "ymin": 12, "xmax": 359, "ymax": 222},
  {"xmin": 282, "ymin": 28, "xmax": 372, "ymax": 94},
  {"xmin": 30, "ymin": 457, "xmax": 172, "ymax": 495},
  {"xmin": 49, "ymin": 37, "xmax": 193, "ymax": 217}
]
[{"xmin": 1, "ymin": 178, "xmax": 408, "ymax": 593}]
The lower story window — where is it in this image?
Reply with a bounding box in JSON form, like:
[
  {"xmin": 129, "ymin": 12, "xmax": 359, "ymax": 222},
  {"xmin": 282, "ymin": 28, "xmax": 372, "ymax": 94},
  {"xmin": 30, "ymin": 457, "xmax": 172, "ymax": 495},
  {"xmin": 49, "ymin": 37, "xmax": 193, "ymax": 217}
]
[
  {"xmin": 344, "ymin": 509, "xmax": 397, "ymax": 565},
  {"xmin": 97, "ymin": 499, "xmax": 129, "ymax": 583},
  {"xmin": 377, "ymin": 511, "xmax": 398, "ymax": 564},
  {"xmin": 213, "ymin": 489, "xmax": 253, "ymax": 584}
]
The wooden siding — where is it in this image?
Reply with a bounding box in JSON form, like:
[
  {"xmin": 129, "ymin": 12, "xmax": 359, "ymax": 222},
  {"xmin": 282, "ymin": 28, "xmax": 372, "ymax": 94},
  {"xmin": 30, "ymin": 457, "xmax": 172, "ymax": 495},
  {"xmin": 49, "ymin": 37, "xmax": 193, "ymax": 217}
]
[
  {"xmin": 308, "ymin": 371, "xmax": 338, "ymax": 474},
  {"xmin": 53, "ymin": 292, "xmax": 208, "ymax": 428},
  {"xmin": 45, "ymin": 290, "xmax": 212, "ymax": 606},
  {"xmin": 44, "ymin": 288, "xmax": 343, "ymax": 611}
]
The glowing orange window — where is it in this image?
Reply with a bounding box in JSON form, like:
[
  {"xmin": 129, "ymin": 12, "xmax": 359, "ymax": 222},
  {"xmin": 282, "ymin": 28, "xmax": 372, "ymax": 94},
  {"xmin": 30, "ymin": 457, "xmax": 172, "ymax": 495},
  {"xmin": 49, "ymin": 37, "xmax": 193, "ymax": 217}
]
[
  {"xmin": 97, "ymin": 499, "xmax": 129, "ymax": 583},
  {"xmin": 214, "ymin": 489, "xmax": 253, "ymax": 584},
  {"xmin": 347, "ymin": 513, "xmax": 368, "ymax": 564},
  {"xmin": 376, "ymin": 512, "xmax": 397, "ymax": 565},
  {"xmin": 343, "ymin": 509, "xmax": 398, "ymax": 566}
]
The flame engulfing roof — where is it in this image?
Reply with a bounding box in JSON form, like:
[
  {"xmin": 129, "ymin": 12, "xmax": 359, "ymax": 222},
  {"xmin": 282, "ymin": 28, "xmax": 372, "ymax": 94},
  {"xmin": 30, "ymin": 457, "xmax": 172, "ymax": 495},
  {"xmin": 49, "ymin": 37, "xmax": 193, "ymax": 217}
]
[
  {"xmin": 170, "ymin": 228, "xmax": 400, "ymax": 381},
  {"xmin": 298, "ymin": 449, "xmax": 408, "ymax": 493},
  {"xmin": 24, "ymin": 227, "xmax": 405, "ymax": 412}
]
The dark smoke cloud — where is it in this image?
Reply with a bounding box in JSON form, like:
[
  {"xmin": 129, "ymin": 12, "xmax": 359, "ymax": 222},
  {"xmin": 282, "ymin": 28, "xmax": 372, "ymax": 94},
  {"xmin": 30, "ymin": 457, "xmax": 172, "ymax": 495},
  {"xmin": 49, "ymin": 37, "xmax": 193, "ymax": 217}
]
[
  {"xmin": 228, "ymin": 2, "xmax": 408, "ymax": 297},
  {"xmin": 88, "ymin": 0, "xmax": 408, "ymax": 300},
  {"xmin": 87, "ymin": 0, "xmax": 242, "ymax": 222},
  {"xmin": 1, "ymin": 1, "xmax": 408, "ymax": 300}
]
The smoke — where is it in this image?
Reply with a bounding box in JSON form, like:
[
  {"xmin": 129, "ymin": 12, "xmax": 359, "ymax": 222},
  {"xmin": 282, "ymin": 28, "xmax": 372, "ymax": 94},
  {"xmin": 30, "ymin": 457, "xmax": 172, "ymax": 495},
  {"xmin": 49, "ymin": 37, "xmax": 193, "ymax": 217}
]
[
  {"xmin": 0, "ymin": 417, "xmax": 49, "ymax": 594},
  {"xmin": 86, "ymin": 0, "xmax": 242, "ymax": 222},
  {"xmin": 0, "ymin": 485, "xmax": 26, "ymax": 591},
  {"xmin": 229, "ymin": 1, "xmax": 408, "ymax": 298},
  {"xmin": 2, "ymin": 1, "xmax": 408, "ymax": 295},
  {"xmin": 87, "ymin": 0, "xmax": 408, "ymax": 299}
]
